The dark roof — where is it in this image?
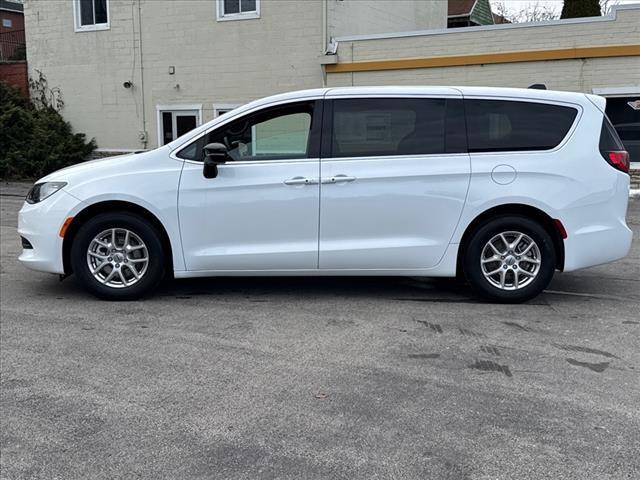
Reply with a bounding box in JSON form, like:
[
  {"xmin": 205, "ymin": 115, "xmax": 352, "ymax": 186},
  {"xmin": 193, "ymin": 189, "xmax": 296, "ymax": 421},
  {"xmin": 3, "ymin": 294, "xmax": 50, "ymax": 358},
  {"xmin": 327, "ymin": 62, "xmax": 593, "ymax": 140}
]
[
  {"xmin": 0, "ymin": 0, "xmax": 23, "ymax": 13},
  {"xmin": 448, "ymin": 0, "xmax": 477, "ymax": 17}
]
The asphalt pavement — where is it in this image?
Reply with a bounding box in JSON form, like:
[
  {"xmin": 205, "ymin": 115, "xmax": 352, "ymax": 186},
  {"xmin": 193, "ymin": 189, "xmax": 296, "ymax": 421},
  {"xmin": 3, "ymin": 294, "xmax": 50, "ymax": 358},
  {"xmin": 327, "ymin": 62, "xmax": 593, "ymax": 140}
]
[{"xmin": 1, "ymin": 182, "xmax": 639, "ymax": 479}]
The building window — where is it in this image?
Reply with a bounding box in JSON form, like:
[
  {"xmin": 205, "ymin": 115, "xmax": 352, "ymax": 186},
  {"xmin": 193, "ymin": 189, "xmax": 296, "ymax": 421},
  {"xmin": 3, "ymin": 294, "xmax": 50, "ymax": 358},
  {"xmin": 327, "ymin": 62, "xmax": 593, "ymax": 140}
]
[
  {"xmin": 2, "ymin": 18, "xmax": 12, "ymax": 28},
  {"xmin": 156, "ymin": 105, "xmax": 202, "ymax": 146},
  {"xmin": 216, "ymin": 0, "xmax": 260, "ymax": 21},
  {"xmin": 213, "ymin": 104, "xmax": 241, "ymax": 117},
  {"xmin": 73, "ymin": 0, "xmax": 110, "ymax": 32}
]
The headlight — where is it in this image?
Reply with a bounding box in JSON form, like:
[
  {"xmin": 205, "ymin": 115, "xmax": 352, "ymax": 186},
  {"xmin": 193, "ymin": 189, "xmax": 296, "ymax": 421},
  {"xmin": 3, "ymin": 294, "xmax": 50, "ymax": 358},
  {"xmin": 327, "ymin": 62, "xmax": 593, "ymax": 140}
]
[{"xmin": 26, "ymin": 182, "xmax": 67, "ymax": 204}]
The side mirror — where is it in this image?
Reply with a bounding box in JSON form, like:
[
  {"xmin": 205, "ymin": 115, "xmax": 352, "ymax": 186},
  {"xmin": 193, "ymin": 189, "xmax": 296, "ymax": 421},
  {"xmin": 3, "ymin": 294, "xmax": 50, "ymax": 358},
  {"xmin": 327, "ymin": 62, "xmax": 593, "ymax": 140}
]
[{"xmin": 203, "ymin": 143, "xmax": 229, "ymax": 179}]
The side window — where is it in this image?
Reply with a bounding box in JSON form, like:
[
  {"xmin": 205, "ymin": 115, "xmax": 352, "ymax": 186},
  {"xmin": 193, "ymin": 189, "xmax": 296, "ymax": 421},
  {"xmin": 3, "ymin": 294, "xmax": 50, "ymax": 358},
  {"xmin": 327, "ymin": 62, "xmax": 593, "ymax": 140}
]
[
  {"xmin": 330, "ymin": 98, "xmax": 456, "ymax": 158},
  {"xmin": 74, "ymin": 0, "xmax": 109, "ymax": 31},
  {"xmin": 465, "ymin": 100, "xmax": 578, "ymax": 152},
  {"xmin": 177, "ymin": 102, "xmax": 316, "ymax": 162},
  {"xmin": 217, "ymin": 0, "xmax": 260, "ymax": 21}
]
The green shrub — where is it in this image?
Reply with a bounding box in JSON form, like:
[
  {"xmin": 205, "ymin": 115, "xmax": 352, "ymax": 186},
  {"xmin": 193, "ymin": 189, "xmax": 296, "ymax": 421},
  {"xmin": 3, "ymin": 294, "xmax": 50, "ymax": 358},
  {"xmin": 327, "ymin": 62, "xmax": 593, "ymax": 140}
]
[{"xmin": 0, "ymin": 81, "xmax": 96, "ymax": 180}]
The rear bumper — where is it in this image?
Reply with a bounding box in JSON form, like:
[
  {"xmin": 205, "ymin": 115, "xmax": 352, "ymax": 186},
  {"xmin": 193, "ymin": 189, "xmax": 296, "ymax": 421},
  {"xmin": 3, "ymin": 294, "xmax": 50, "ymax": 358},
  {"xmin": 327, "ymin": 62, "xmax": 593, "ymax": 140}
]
[
  {"xmin": 17, "ymin": 190, "xmax": 83, "ymax": 275},
  {"xmin": 562, "ymin": 174, "xmax": 632, "ymax": 272},
  {"xmin": 563, "ymin": 219, "xmax": 632, "ymax": 272}
]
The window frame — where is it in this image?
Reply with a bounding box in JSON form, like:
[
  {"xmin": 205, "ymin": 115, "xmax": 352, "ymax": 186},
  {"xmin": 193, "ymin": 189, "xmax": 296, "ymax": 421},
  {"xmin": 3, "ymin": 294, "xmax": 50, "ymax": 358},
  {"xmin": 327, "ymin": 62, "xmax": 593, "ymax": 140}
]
[
  {"xmin": 213, "ymin": 103, "xmax": 243, "ymax": 118},
  {"xmin": 175, "ymin": 99, "xmax": 323, "ymax": 164},
  {"xmin": 156, "ymin": 104, "xmax": 203, "ymax": 147},
  {"xmin": 73, "ymin": 0, "xmax": 110, "ymax": 32},
  {"xmin": 216, "ymin": 0, "xmax": 260, "ymax": 22},
  {"xmin": 321, "ymin": 95, "xmax": 467, "ymax": 160}
]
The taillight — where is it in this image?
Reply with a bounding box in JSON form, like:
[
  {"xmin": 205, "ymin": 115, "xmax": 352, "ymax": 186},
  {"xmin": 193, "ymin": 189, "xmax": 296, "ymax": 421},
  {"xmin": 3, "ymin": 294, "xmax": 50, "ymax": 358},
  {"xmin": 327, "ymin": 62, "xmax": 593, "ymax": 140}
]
[
  {"xmin": 599, "ymin": 116, "xmax": 629, "ymax": 174},
  {"xmin": 606, "ymin": 150, "xmax": 630, "ymax": 173}
]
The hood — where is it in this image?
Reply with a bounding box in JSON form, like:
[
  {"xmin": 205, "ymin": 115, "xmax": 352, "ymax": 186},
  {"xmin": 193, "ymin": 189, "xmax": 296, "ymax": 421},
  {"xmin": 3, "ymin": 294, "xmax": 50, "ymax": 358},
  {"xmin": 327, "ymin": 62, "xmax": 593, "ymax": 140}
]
[{"xmin": 38, "ymin": 148, "xmax": 169, "ymax": 184}]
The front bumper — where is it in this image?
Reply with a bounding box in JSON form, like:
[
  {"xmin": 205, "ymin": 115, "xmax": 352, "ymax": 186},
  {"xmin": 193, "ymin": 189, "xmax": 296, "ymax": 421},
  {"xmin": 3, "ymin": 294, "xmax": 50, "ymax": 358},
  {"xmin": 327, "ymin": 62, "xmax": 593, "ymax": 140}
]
[{"xmin": 17, "ymin": 189, "xmax": 85, "ymax": 274}]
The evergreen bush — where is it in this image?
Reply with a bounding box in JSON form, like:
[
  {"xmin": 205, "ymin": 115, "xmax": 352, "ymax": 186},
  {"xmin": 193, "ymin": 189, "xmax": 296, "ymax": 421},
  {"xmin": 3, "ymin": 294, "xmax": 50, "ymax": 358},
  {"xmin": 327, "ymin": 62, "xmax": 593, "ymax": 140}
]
[{"xmin": 0, "ymin": 77, "xmax": 96, "ymax": 180}]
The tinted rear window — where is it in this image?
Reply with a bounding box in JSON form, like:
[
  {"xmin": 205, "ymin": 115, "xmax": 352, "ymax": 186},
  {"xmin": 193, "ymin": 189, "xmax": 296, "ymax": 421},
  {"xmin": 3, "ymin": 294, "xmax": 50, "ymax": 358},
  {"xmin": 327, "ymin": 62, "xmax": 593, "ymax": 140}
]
[
  {"xmin": 599, "ymin": 116, "xmax": 625, "ymax": 153},
  {"xmin": 465, "ymin": 100, "xmax": 578, "ymax": 153},
  {"xmin": 330, "ymin": 98, "xmax": 465, "ymax": 158}
]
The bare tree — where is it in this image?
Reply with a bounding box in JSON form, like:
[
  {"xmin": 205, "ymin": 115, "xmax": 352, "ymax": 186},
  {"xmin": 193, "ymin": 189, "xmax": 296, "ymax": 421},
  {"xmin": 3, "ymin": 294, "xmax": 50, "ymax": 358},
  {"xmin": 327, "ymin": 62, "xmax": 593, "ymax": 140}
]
[
  {"xmin": 491, "ymin": 1, "xmax": 560, "ymax": 23},
  {"xmin": 600, "ymin": 0, "xmax": 621, "ymax": 15}
]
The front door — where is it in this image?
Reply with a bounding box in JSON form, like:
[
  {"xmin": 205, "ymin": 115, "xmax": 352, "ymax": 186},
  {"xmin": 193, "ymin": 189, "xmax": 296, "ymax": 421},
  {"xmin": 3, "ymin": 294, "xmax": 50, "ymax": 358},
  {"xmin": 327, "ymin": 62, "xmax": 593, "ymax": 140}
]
[
  {"xmin": 177, "ymin": 100, "xmax": 322, "ymax": 271},
  {"xmin": 319, "ymin": 94, "xmax": 470, "ymax": 270}
]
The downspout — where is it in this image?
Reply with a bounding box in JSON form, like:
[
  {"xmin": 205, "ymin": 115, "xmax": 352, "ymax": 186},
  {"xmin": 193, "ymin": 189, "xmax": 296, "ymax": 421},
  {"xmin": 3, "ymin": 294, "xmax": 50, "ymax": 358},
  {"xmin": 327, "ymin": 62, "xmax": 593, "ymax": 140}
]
[
  {"xmin": 138, "ymin": 0, "xmax": 147, "ymax": 148},
  {"xmin": 322, "ymin": 0, "xmax": 328, "ymax": 53},
  {"xmin": 321, "ymin": 0, "xmax": 328, "ymax": 87}
]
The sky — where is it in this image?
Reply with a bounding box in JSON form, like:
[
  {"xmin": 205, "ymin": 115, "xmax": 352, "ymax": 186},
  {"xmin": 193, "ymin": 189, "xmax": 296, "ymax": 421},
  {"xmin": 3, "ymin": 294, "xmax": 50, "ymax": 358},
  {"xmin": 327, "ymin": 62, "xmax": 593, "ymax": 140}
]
[{"xmin": 489, "ymin": 0, "xmax": 639, "ymax": 19}]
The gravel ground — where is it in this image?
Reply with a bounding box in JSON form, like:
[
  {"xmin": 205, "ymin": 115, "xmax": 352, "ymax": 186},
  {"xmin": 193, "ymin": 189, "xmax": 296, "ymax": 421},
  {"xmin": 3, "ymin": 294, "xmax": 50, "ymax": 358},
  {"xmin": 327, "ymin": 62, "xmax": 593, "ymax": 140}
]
[{"xmin": 1, "ymin": 181, "xmax": 639, "ymax": 479}]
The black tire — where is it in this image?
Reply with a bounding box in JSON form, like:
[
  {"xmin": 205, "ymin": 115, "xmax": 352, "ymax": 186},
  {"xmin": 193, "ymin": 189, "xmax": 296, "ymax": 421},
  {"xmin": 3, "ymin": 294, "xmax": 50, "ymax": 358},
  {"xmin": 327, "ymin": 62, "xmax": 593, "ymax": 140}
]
[
  {"xmin": 70, "ymin": 212, "xmax": 165, "ymax": 300},
  {"xmin": 463, "ymin": 215, "xmax": 556, "ymax": 303}
]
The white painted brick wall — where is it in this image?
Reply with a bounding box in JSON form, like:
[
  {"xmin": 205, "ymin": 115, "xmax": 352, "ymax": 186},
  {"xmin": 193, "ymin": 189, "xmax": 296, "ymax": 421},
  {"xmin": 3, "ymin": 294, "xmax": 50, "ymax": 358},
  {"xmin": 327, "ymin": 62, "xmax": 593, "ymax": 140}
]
[
  {"xmin": 24, "ymin": 0, "xmax": 446, "ymax": 150},
  {"xmin": 328, "ymin": 0, "xmax": 446, "ymax": 38},
  {"xmin": 327, "ymin": 7, "xmax": 640, "ymax": 94}
]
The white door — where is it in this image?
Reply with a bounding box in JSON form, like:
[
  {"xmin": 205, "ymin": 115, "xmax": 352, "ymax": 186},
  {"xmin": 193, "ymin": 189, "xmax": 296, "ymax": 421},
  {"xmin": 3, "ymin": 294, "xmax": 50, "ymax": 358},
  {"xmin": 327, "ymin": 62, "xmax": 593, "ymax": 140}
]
[
  {"xmin": 319, "ymin": 95, "xmax": 470, "ymax": 270},
  {"xmin": 159, "ymin": 109, "xmax": 200, "ymax": 145},
  {"xmin": 177, "ymin": 101, "xmax": 322, "ymax": 272}
]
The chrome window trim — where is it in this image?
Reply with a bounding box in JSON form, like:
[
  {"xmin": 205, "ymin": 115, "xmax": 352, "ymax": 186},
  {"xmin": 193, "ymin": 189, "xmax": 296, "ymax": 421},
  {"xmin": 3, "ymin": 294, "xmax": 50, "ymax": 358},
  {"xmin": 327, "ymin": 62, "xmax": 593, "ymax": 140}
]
[
  {"xmin": 322, "ymin": 153, "xmax": 470, "ymax": 162},
  {"xmin": 181, "ymin": 157, "xmax": 320, "ymax": 167}
]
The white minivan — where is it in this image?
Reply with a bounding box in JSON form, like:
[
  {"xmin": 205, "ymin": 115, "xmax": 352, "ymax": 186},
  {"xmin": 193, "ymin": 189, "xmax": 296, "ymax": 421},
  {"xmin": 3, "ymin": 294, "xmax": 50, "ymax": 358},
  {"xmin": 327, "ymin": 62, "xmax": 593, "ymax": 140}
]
[{"xmin": 18, "ymin": 86, "xmax": 632, "ymax": 302}]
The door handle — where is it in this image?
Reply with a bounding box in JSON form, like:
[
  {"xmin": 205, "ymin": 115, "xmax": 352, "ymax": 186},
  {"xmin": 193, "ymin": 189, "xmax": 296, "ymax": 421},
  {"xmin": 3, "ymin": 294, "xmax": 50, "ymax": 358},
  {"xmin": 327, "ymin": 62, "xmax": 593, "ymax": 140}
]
[
  {"xmin": 321, "ymin": 174, "xmax": 357, "ymax": 184},
  {"xmin": 284, "ymin": 176, "xmax": 318, "ymax": 186}
]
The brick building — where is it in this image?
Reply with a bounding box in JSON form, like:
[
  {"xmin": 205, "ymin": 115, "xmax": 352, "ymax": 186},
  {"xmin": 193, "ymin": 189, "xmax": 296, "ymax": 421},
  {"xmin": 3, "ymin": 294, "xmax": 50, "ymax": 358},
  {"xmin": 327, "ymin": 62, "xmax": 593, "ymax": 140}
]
[{"xmin": 0, "ymin": 0, "xmax": 26, "ymax": 95}]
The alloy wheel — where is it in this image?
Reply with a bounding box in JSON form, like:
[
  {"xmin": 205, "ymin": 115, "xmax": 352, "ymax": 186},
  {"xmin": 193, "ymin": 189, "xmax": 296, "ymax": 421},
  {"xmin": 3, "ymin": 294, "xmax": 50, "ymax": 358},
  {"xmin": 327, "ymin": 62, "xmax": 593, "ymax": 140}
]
[
  {"xmin": 480, "ymin": 231, "xmax": 541, "ymax": 290},
  {"xmin": 86, "ymin": 228, "xmax": 149, "ymax": 288}
]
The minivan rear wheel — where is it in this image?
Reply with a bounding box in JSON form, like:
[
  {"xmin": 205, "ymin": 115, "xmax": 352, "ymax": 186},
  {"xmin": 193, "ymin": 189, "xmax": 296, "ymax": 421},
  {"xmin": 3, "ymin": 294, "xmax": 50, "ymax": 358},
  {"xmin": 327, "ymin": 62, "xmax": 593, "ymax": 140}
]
[
  {"xmin": 71, "ymin": 212, "xmax": 165, "ymax": 300},
  {"xmin": 463, "ymin": 216, "xmax": 555, "ymax": 303}
]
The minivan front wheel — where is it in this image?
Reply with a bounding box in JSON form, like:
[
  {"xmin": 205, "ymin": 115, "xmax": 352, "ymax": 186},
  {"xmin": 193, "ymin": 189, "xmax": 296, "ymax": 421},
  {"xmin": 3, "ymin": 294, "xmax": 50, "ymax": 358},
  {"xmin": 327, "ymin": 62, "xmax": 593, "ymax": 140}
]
[
  {"xmin": 71, "ymin": 212, "xmax": 165, "ymax": 300},
  {"xmin": 463, "ymin": 216, "xmax": 556, "ymax": 303}
]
